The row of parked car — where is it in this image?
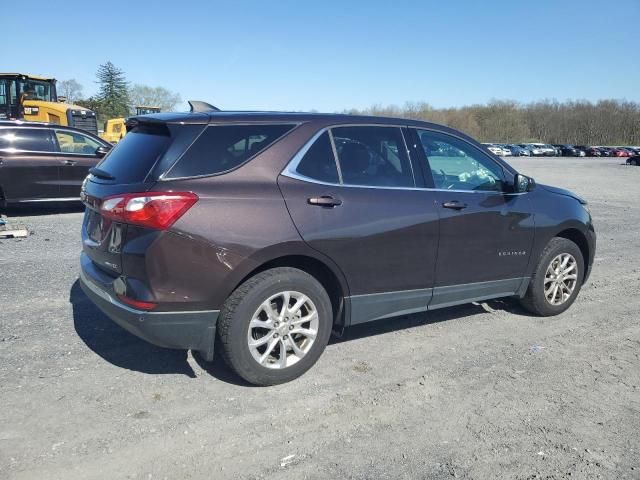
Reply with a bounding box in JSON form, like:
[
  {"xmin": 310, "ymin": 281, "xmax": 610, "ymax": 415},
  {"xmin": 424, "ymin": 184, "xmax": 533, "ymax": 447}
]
[{"xmin": 483, "ymin": 142, "xmax": 640, "ymax": 157}]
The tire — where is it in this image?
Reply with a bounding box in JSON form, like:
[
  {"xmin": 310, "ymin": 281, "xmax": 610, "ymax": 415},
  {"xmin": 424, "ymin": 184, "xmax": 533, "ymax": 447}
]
[
  {"xmin": 217, "ymin": 267, "xmax": 333, "ymax": 385},
  {"xmin": 519, "ymin": 237, "xmax": 585, "ymax": 316}
]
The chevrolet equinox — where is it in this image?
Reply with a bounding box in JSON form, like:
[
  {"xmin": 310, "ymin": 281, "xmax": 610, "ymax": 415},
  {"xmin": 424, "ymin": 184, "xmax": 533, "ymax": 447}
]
[{"xmin": 79, "ymin": 103, "xmax": 596, "ymax": 385}]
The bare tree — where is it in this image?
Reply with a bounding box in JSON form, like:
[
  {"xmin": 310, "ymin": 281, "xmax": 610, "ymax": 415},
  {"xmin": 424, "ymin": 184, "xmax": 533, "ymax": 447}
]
[
  {"xmin": 57, "ymin": 79, "xmax": 84, "ymax": 103},
  {"xmin": 129, "ymin": 84, "xmax": 181, "ymax": 113},
  {"xmin": 345, "ymin": 99, "xmax": 640, "ymax": 145}
]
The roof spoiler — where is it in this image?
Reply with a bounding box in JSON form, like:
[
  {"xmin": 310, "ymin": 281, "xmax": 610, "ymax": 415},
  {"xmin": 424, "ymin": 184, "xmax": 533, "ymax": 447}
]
[{"xmin": 188, "ymin": 100, "xmax": 221, "ymax": 113}]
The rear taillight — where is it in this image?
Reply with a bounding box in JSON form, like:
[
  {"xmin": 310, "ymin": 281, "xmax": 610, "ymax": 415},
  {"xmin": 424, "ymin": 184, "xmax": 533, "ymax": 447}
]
[
  {"xmin": 117, "ymin": 294, "xmax": 157, "ymax": 311},
  {"xmin": 100, "ymin": 192, "xmax": 198, "ymax": 230}
]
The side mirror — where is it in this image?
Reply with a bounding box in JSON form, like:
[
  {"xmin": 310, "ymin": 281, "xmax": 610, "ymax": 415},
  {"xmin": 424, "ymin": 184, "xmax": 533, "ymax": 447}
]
[
  {"xmin": 95, "ymin": 145, "xmax": 112, "ymax": 158},
  {"xmin": 514, "ymin": 173, "xmax": 535, "ymax": 193}
]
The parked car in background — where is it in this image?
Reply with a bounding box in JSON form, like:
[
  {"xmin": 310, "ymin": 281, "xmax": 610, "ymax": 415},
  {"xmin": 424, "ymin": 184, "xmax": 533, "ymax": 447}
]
[
  {"xmin": 0, "ymin": 120, "xmax": 112, "ymax": 206},
  {"xmin": 627, "ymin": 155, "xmax": 640, "ymax": 166},
  {"xmin": 78, "ymin": 107, "xmax": 595, "ymax": 385},
  {"xmin": 619, "ymin": 147, "xmax": 637, "ymax": 156},
  {"xmin": 495, "ymin": 144, "xmax": 512, "ymax": 156},
  {"xmin": 552, "ymin": 144, "xmax": 577, "ymax": 156},
  {"xmin": 507, "ymin": 144, "xmax": 530, "ymax": 156},
  {"xmin": 482, "ymin": 143, "xmax": 505, "ymax": 156},
  {"xmin": 611, "ymin": 148, "xmax": 631, "ymax": 157},
  {"xmin": 523, "ymin": 143, "xmax": 552, "ymax": 156},
  {"xmin": 573, "ymin": 145, "xmax": 599, "ymax": 157},
  {"xmin": 595, "ymin": 147, "xmax": 613, "ymax": 157}
]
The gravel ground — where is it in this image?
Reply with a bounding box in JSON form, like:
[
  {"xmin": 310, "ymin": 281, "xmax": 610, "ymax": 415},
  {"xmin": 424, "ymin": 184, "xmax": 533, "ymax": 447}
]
[{"xmin": 0, "ymin": 157, "xmax": 639, "ymax": 480}]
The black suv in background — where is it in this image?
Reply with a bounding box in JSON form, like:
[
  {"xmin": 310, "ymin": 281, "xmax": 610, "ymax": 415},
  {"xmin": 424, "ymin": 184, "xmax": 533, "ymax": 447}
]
[
  {"xmin": 79, "ymin": 106, "xmax": 596, "ymax": 385},
  {"xmin": 0, "ymin": 121, "xmax": 111, "ymax": 206}
]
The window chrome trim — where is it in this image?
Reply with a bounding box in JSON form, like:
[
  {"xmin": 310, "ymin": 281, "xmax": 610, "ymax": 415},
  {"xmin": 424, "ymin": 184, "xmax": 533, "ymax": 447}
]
[
  {"xmin": 283, "ymin": 123, "xmax": 419, "ymax": 190},
  {"xmin": 327, "ymin": 129, "xmax": 343, "ymax": 184},
  {"xmin": 281, "ymin": 123, "xmax": 527, "ymax": 194}
]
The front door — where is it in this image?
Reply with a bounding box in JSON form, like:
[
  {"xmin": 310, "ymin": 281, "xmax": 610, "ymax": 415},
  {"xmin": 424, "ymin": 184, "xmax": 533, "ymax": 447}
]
[
  {"xmin": 53, "ymin": 129, "xmax": 102, "ymax": 198},
  {"xmin": 411, "ymin": 128, "xmax": 535, "ymax": 309},
  {"xmin": 279, "ymin": 125, "xmax": 439, "ymax": 324},
  {"xmin": 0, "ymin": 127, "xmax": 60, "ymax": 201}
]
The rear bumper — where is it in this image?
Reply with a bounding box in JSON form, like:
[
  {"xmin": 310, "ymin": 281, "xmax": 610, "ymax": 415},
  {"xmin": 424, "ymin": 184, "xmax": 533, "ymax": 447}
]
[{"xmin": 80, "ymin": 254, "xmax": 219, "ymax": 361}]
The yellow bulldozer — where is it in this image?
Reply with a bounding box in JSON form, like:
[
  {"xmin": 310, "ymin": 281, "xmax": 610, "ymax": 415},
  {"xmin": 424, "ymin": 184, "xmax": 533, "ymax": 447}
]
[
  {"xmin": 0, "ymin": 73, "xmax": 98, "ymax": 134},
  {"xmin": 101, "ymin": 105, "xmax": 161, "ymax": 143}
]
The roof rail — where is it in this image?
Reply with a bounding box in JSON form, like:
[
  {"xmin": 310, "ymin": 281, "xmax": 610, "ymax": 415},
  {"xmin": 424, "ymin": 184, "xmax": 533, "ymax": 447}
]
[{"xmin": 188, "ymin": 100, "xmax": 221, "ymax": 113}]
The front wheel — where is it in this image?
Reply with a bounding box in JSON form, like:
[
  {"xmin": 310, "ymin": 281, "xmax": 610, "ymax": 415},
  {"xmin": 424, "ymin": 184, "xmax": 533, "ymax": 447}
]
[
  {"xmin": 520, "ymin": 237, "xmax": 585, "ymax": 316},
  {"xmin": 217, "ymin": 267, "xmax": 333, "ymax": 385}
]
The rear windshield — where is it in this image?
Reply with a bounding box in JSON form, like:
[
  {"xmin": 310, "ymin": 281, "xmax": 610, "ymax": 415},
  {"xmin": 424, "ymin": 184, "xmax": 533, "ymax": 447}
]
[
  {"xmin": 166, "ymin": 124, "xmax": 295, "ymax": 178},
  {"xmin": 96, "ymin": 124, "xmax": 171, "ymax": 183}
]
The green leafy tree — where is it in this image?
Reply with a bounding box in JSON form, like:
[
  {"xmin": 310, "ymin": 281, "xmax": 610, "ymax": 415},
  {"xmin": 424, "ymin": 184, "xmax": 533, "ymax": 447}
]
[{"xmin": 95, "ymin": 61, "xmax": 130, "ymax": 121}]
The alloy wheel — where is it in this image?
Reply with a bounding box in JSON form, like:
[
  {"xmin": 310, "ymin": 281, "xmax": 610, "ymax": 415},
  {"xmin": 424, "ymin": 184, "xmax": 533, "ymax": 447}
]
[
  {"xmin": 544, "ymin": 253, "xmax": 578, "ymax": 306},
  {"xmin": 247, "ymin": 291, "xmax": 319, "ymax": 369}
]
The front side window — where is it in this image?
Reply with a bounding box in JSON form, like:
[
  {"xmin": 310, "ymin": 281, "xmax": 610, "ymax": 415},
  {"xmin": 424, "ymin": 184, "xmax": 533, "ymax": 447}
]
[
  {"xmin": 0, "ymin": 128, "xmax": 55, "ymax": 152},
  {"xmin": 416, "ymin": 130, "xmax": 505, "ymax": 191},
  {"xmin": 55, "ymin": 130, "xmax": 102, "ymax": 154},
  {"xmin": 168, "ymin": 124, "xmax": 295, "ymax": 178},
  {"xmin": 332, "ymin": 126, "xmax": 414, "ymax": 187}
]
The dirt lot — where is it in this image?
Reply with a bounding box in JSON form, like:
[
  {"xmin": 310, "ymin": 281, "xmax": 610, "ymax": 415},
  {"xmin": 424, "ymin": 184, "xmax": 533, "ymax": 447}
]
[{"xmin": 0, "ymin": 157, "xmax": 638, "ymax": 480}]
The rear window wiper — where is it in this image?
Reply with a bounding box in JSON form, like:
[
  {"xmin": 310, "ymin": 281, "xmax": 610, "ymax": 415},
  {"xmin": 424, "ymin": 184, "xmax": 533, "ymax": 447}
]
[{"xmin": 89, "ymin": 167, "xmax": 115, "ymax": 180}]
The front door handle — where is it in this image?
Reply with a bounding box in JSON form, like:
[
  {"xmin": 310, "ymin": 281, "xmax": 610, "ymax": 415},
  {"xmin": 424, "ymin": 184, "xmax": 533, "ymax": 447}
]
[
  {"xmin": 64, "ymin": 159, "xmax": 77, "ymax": 166},
  {"xmin": 442, "ymin": 201, "xmax": 468, "ymax": 210},
  {"xmin": 308, "ymin": 196, "xmax": 342, "ymax": 207}
]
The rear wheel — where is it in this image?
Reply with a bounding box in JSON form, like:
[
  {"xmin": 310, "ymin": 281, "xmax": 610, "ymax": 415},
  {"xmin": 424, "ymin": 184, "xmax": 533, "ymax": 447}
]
[
  {"xmin": 520, "ymin": 237, "xmax": 584, "ymax": 316},
  {"xmin": 217, "ymin": 267, "xmax": 333, "ymax": 385}
]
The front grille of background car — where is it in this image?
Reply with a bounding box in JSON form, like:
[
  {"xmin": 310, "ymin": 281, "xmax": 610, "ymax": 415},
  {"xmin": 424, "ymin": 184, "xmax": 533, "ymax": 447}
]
[{"xmin": 71, "ymin": 113, "xmax": 98, "ymax": 134}]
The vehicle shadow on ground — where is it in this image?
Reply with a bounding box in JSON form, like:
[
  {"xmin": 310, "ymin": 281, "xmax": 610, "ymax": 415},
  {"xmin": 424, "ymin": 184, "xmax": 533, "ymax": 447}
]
[
  {"xmin": 329, "ymin": 298, "xmax": 528, "ymax": 345},
  {"xmin": 70, "ymin": 277, "xmax": 530, "ymax": 386},
  {"xmin": 69, "ymin": 280, "xmax": 198, "ymax": 378},
  {"xmin": 2, "ymin": 203, "xmax": 84, "ymax": 217}
]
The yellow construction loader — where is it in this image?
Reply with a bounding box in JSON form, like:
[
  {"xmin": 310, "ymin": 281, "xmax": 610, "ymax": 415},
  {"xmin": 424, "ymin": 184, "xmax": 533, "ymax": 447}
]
[
  {"xmin": 0, "ymin": 73, "xmax": 98, "ymax": 134},
  {"xmin": 101, "ymin": 105, "xmax": 161, "ymax": 143}
]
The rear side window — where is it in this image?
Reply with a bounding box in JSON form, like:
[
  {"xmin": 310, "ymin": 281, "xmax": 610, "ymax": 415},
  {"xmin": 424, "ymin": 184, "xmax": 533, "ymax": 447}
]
[
  {"xmin": 0, "ymin": 128, "xmax": 55, "ymax": 152},
  {"xmin": 167, "ymin": 124, "xmax": 295, "ymax": 178},
  {"xmin": 96, "ymin": 124, "xmax": 171, "ymax": 183},
  {"xmin": 332, "ymin": 126, "xmax": 414, "ymax": 187},
  {"xmin": 295, "ymin": 132, "xmax": 339, "ymax": 183}
]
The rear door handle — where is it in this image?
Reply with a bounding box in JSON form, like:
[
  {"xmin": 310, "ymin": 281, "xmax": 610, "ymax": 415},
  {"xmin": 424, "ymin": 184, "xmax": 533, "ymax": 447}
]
[
  {"xmin": 442, "ymin": 201, "xmax": 468, "ymax": 210},
  {"xmin": 308, "ymin": 196, "xmax": 342, "ymax": 207},
  {"xmin": 64, "ymin": 159, "xmax": 77, "ymax": 166}
]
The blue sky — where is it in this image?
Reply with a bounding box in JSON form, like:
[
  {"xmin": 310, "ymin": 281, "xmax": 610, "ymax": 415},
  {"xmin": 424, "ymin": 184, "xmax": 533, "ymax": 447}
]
[{"xmin": 5, "ymin": 0, "xmax": 639, "ymax": 111}]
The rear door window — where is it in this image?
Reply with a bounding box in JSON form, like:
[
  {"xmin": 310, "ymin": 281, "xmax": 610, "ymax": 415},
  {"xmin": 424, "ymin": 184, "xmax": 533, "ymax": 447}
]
[
  {"xmin": 95, "ymin": 124, "xmax": 171, "ymax": 183},
  {"xmin": 331, "ymin": 126, "xmax": 414, "ymax": 187},
  {"xmin": 0, "ymin": 128, "xmax": 55, "ymax": 152},
  {"xmin": 294, "ymin": 132, "xmax": 340, "ymax": 183},
  {"xmin": 166, "ymin": 124, "xmax": 295, "ymax": 178}
]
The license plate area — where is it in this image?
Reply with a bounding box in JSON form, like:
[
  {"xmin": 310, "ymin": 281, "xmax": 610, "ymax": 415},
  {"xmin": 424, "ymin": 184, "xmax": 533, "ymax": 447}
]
[{"xmin": 85, "ymin": 209, "xmax": 112, "ymax": 243}]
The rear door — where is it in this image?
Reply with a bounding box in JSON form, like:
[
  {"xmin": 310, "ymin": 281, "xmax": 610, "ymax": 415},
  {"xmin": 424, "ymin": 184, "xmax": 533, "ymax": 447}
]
[
  {"xmin": 279, "ymin": 125, "xmax": 440, "ymax": 324},
  {"xmin": 0, "ymin": 127, "xmax": 59, "ymax": 201},
  {"xmin": 53, "ymin": 129, "xmax": 103, "ymax": 198},
  {"xmin": 412, "ymin": 128, "xmax": 535, "ymax": 308}
]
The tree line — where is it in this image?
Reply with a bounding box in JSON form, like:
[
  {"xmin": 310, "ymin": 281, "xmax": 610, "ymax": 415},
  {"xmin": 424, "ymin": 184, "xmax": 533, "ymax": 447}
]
[
  {"xmin": 57, "ymin": 62, "xmax": 181, "ymax": 125},
  {"xmin": 344, "ymin": 99, "xmax": 640, "ymax": 146}
]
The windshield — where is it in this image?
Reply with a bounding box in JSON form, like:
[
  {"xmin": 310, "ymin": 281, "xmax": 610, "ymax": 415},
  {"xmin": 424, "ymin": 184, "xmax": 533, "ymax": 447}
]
[{"xmin": 18, "ymin": 79, "xmax": 56, "ymax": 102}]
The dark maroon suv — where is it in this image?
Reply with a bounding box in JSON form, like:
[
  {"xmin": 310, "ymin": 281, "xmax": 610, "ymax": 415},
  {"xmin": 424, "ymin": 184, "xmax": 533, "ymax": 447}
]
[{"xmin": 80, "ymin": 103, "xmax": 596, "ymax": 385}]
